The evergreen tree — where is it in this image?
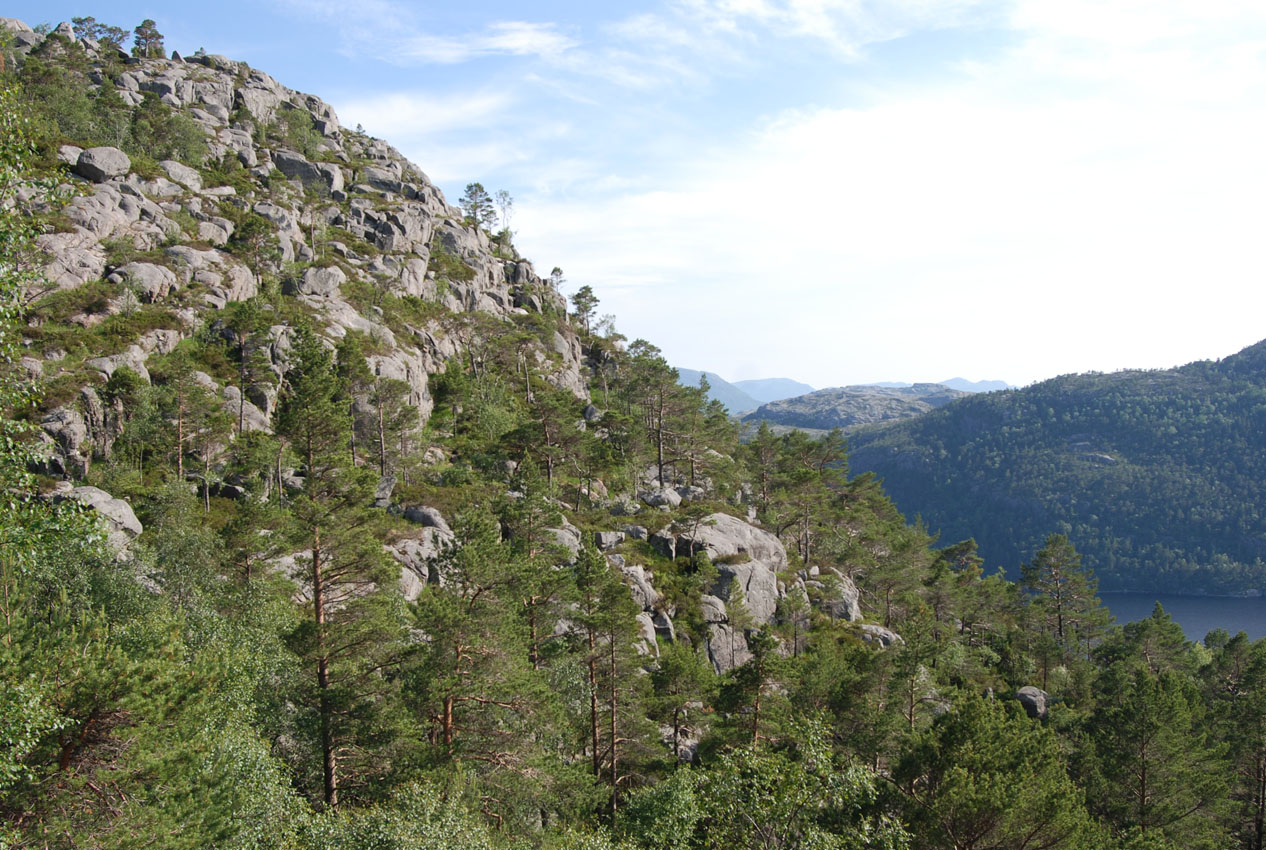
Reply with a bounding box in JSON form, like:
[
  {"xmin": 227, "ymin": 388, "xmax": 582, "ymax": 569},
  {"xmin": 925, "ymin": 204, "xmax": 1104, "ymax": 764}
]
[
  {"xmin": 1020, "ymin": 534, "xmax": 1109, "ymax": 667},
  {"xmin": 71, "ymin": 16, "xmax": 127, "ymax": 51},
  {"xmin": 276, "ymin": 325, "xmax": 408, "ymax": 808},
  {"xmin": 131, "ymin": 19, "xmax": 165, "ymax": 58},
  {"xmin": 893, "ymin": 694, "xmax": 1101, "ymax": 850},
  {"xmin": 459, "ymin": 182, "xmax": 496, "ymax": 230},
  {"xmin": 1085, "ymin": 662, "xmax": 1229, "ymax": 848}
]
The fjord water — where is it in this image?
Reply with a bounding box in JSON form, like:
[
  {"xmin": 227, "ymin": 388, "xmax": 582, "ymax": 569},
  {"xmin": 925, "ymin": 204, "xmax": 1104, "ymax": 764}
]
[{"xmin": 1100, "ymin": 592, "xmax": 1266, "ymax": 642}]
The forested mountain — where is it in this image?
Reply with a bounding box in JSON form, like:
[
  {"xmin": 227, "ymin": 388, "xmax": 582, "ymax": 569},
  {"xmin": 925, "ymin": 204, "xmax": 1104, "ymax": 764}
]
[
  {"xmin": 848, "ymin": 342, "xmax": 1266, "ymax": 595},
  {"xmin": 5, "ymin": 16, "xmax": 1266, "ymax": 850},
  {"xmin": 743, "ymin": 383, "xmax": 969, "ymax": 430}
]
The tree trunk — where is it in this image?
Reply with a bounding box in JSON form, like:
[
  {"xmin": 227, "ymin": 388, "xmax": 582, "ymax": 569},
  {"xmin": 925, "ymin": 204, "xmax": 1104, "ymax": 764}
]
[
  {"xmin": 312, "ymin": 525, "xmax": 338, "ymax": 808},
  {"xmin": 609, "ymin": 634, "xmax": 619, "ymax": 819}
]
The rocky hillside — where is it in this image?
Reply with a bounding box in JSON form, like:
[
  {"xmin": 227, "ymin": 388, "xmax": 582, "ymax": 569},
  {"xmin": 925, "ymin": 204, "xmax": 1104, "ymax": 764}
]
[
  {"xmin": 6, "ymin": 17, "xmax": 1262, "ymax": 850},
  {"xmin": 743, "ymin": 382, "xmax": 969, "ymax": 431},
  {"xmin": 6, "ymin": 17, "xmax": 875, "ymax": 683},
  {"xmin": 9, "ymin": 18, "xmax": 586, "ymax": 481}
]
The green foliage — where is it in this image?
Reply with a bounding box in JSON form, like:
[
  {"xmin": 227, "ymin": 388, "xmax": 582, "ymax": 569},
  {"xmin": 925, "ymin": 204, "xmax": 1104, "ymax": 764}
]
[
  {"xmin": 848, "ymin": 346, "xmax": 1266, "ymax": 594},
  {"xmin": 14, "ymin": 28, "xmax": 1266, "ymax": 850},
  {"xmin": 71, "ymin": 17, "xmax": 128, "ymax": 52},
  {"xmin": 894, "ymin": 695, "xmax": 1101, "ymax": 850},
  {"xmin": 131, "ymin": 19, "xmax": 165, "ymax": 59},
  {"xmin": 427, "ymin": 238, "xmax": 476, "ymax": 282},
  {"xmin": 127, "ymin": 92, "xmax": 208, "ymax": 163},
  {"xmin": 458, "ymin": 182, "xmax": 496, "ymax": 230}
]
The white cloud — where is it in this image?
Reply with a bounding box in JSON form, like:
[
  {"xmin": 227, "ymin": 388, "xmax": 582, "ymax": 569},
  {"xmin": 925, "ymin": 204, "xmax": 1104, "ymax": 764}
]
[
  {"xmin": 515, "ymin": 2, "xmax": 1266, "ymax": 386},
  {"xmin": 399, "ymin": 21, "xmax": 577, "ymax": 64}
]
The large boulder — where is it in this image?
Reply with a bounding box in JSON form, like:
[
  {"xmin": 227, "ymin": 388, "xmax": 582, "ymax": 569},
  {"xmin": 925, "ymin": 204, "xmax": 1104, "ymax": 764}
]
[
  {"xmin": 1016, "ymin": 686, "xmax": 1049, "ymax": 720},
  {"xmin": 677, "ymin": 513, "xmax": 787, "ymax": 624},
  {"xmin": 223, "ymin": 386, "xmax": 271, "ymax": 432},
  {"xmin": 75, "ymin": 147, "xmax": 131, "ymax": 182},
  {"xmin": 595, "ymin": 530, "xmax": 625, "ymax": 550},
  {"xmin": 161, "ymin": 159, "xmax": 202, "ymax": 191},
  {"xmin": 402, "ymin": 505, "xmax": 453, "ymax": 536},
  {"xmin": 611, "ymin": 556, "xmax": 658, "ymax": 611},
  {"xmin": 272, "ymin": 149, "xmax": 325, "ymax": 187},
  {"xmin": 285, "ymin": 264, "xmax": 346, "ymax": 297},
  {"xmin": 859, "ymin": 624, "xmax": 904, "ymax": 648},
  {"xmin": 110, "ymin": 262, "xmax": 177, "ymax": 302},
  {"xmin": 86, "ymin": 345, "xmax": 150, "ymax": 383},
  {"xmin": 387, "ymin": 527, "xmax": 453, "ymax": 600},
  {"xmin": 58, "ymin": 486, "xmax": 142, "ymax": 552},
  {"xmin": 638, "ymin": 487, "xmax": 681, "ymax": 509},
  {"xmin": 821, "ymin": 571, "xmax": 862, "ymax": 621}
]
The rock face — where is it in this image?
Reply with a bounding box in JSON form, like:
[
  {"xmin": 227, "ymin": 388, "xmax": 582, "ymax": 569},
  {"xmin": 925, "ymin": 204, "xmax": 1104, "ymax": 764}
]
[
  {"xmin": 676, "ymin": 513, "xmax": 787, "ymax": 624},
  {"xmin": 16, "ymin": 23, "xmax": 584, "ymax": 456}
]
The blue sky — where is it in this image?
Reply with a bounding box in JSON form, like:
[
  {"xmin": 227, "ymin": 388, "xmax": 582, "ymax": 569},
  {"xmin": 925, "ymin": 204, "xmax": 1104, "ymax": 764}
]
[{"xmin": 11, "ymin": 2, "xmax": 1266, "ymax": 387}]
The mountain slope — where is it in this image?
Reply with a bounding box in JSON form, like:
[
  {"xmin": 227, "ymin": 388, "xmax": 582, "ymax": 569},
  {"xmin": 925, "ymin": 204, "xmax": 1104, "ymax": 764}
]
[
  {"xmin": 847, "ymin": 342, "xmax": 1266, "ymax": 594},
  {"xmin": 676, "ymin": 367, "xmax": 761, "ymax": 413},
  {"xmin": 744, "ymin": 383, "xmax": 969, "ymax": 430},
  {"xmin": 732, "ymin": 377, "xmax": 815, "ymax": 403}
]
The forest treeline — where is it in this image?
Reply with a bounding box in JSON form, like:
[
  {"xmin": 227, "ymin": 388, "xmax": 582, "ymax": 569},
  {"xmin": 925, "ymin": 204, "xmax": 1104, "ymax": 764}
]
[
  {"xmin": 847, "ymin": 350, "xmax": 1266, "ymax": 595},
  {"xmin": 5, "ymin": 20, "xmax": 1266, "ymax": 850}
]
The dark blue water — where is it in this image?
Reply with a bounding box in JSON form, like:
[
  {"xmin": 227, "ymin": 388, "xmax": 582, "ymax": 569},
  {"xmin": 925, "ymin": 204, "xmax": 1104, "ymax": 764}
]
[{"xmin": 1099, "ymin": 592, "xmax": 1266, "ymax": 643}]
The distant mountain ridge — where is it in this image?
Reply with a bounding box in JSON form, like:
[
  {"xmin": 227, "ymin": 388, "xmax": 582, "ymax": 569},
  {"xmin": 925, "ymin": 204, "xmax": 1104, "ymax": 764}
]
[
  {"xmin": 939, "ymin": 377, "xmax": 1010, "ymax": 393},
  {"xmin": 675, "ymin": 368, "xmax": 761, "ymax": 413},
  {"xmin": 732, "ymin": 377, "xmax": 816, "ymax": 404},
  {"xmin": 743, "ymin": 383, "xmax": 970, "ymax": 430},
  {"xmin": 846, "ymin": 340, "xmax": 1266, "ymax": 595}
]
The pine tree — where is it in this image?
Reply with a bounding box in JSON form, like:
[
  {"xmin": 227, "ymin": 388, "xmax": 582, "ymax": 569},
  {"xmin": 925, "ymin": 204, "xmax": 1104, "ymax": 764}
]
[
  {"xmin": 131, "ymin": 19, "xmax": 166, "ymax": 59},
  {"xmin": 894, "ymin": 694, "xmax": 1102, "ymax": 850},
  {"xmin": 1086, "ymin": 661, "xmax": 1229, "ymax": 847},
  {"xmin": 459, "ymin": 182, "xmax": 496, "ymax": 230},
  {"xmin": 275, "ymin": 325, "xmax": 407, "ymax": 808},
  {"xmin": 1020, "ymin": 534, "xmax": 1109, "ymax": 667}
]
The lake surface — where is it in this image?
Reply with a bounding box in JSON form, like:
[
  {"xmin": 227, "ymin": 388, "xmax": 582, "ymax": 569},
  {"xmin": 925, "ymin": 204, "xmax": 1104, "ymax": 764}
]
[{"xmin": 1099, "ymin": 592, "xmax": 1266, "ymax": 643}]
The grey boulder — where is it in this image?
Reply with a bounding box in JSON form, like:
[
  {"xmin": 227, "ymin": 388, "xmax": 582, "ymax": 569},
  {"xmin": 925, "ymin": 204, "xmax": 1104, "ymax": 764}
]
[
  {"xmin": 58, "ymin": 486, "xmax": 142, "ymax": 552},
  {"xmin": 76, "ymin": 147, "xmax": 131, "ymax": 182},
  {"xmin": 1016, "ymin": 686, "xmax": 1049, "ymax": 720}
]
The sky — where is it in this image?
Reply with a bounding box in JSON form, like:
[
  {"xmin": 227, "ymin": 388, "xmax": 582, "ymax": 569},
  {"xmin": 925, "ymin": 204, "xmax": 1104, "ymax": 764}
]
[{"xmin": 11, "ymin": 1, "xmax": 1266, "ymax": 388}]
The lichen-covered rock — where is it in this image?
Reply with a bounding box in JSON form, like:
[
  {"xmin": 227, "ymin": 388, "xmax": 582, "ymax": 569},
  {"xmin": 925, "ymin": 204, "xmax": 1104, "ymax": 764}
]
[
  {"xmin": 639, "ymin": 487, "xmax": 682, "ymax": 509},
  {"xmin": 223, "ymin": 386, "xmax": 271, "ymax": 432},
  {"xmin": 75, "ymin": 146, "xmax": 131, "ymax": 182},
  {"xmin": 820, "ymin": 571, "xmax": 862, "ymax": 621},
  {"xmin": 86, "ymin": 345, "xmax": 151, "ymax": 383},
  {"xmin": 387, "ymin": 527, "xmax": 453, "ymax": 599},
  {"xmin": 161, "ymin": 159, "xmax": 202, "ymax": 190},
  {"xmin": 110, "ymin": 262, "xmax": 178, "ymax": 302},
  {"xmin": 285, "ymin": 264, "xmax": 346, "ymax": 297},
  {"xmin": 402, "ymin": 505, "xmax": 452, "ymax": 536},
  {"xmin": 595, "ymin": 530, "xmax": 625, "ymax": 550}
]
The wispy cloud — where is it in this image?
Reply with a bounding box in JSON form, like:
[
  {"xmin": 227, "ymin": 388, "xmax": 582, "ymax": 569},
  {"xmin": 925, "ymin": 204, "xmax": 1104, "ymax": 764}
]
[
  {"xmin": 398, "ymin": 22, "xmax": 577, "ymax": 64},
  {"xmin": 514, "ymin": 0, "xmax": 1266, "ymax": 385}
]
